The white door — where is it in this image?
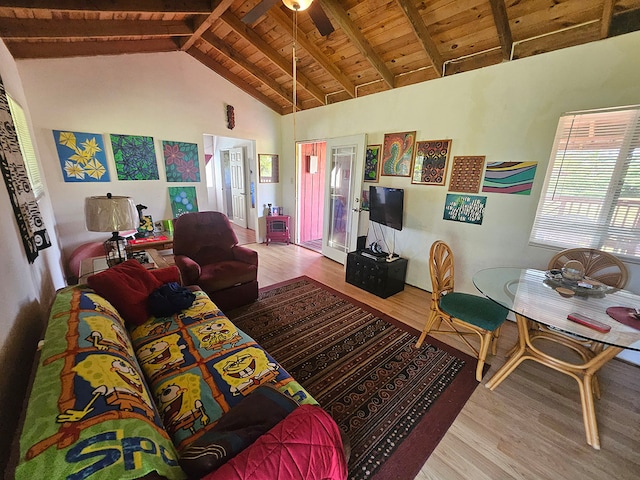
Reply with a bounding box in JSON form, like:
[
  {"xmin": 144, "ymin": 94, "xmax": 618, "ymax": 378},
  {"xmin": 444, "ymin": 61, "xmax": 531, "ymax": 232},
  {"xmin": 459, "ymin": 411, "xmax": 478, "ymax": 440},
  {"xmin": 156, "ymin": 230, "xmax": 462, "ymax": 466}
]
[
  {"xmin": 229, "ymin": 147, "xmax": 247, "ymax": 228},
  {"xmin": 322, "ymin": 134, "xmax": 366, "ymax": 264}
]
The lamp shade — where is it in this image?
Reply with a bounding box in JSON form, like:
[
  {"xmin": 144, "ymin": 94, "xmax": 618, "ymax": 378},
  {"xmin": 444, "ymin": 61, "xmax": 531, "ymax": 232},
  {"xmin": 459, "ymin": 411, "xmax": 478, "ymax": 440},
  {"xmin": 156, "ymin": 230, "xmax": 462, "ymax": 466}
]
[
  {"xmin": 85, "ymin": 195, "xmax": 138, "ymax": 233},
  {"xmin": 282, "ymin": 0, "xmax": 313, "ymax": 11}
]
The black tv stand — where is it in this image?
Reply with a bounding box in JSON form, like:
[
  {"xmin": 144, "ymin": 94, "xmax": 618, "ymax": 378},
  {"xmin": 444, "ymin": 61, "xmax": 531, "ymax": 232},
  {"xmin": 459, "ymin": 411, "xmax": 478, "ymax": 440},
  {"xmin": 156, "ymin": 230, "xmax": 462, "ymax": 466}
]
[{"xmin": 346, "ymin": 251, "xmax": 408, "ymax": 298}]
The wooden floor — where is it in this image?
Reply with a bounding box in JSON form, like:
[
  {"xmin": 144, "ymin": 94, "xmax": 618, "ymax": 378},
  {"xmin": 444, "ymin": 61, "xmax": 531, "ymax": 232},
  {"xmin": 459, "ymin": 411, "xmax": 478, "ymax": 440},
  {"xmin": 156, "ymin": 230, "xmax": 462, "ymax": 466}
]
[{"xmin": 245, "ymin": 242, "xmax": 640, "ymax": 480}]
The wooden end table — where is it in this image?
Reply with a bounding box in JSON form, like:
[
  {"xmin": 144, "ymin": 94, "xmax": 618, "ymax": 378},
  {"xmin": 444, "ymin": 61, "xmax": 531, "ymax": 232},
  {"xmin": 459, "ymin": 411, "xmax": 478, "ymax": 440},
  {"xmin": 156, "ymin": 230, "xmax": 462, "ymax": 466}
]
[{"xmin": 78, "ymin": 248, "xmax": 169, "ymax": 283}]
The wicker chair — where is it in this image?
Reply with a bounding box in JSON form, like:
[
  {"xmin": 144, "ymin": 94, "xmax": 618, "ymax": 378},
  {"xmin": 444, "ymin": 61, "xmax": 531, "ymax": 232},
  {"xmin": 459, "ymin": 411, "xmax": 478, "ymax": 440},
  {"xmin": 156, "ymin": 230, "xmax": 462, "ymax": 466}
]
[
  {"xmin": 535, "ymin": 248, "xmax": 629, "ymax": 398},
  {"xmin": 547, "ymin": 248, "xmax": 628, "ymax": 289},
  {"xmin": 416, "ymin": 240, "xmax": 508, "ymax": 381}
]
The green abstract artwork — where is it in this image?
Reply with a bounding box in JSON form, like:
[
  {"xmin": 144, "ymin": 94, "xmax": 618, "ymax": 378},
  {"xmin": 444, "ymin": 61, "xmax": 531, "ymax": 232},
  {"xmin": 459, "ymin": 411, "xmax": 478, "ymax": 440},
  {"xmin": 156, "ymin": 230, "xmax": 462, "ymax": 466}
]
[
  {"xmin": 110, "ymin": 134, "xmax": 159, "ymax": 180},
  {"xmin": 169, "ymin": 186, "xmax": 198, "ymax": 217}
]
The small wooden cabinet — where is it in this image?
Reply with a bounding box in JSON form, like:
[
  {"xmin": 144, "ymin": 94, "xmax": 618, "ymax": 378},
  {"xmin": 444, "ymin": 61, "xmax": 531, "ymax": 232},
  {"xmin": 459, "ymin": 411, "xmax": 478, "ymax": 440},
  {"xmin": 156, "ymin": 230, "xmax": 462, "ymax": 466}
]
[
  {"xmin": 345, "ymin": 251, "xmax": 408, "ymax": 298},
  {"xmin": 266, "ymin": 215, "xmax": 290, "ymax": 245}
]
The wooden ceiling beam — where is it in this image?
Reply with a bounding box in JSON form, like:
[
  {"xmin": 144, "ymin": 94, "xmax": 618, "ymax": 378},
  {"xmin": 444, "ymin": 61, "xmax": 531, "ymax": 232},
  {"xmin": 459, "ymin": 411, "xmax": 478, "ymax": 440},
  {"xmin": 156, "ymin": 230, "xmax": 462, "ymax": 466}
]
[
  {"xmin": 395, "ymin": 0, "xmax": 443, "ymax": 77},
  {"xmin": 321, "ymin": 0, "xmax": 395, "ymax": 89},
  {"xmin": 0, "ymin": 0, "xmax": 212, "ymax": 14},
  {"xmin": 180, "ymin": 0, "xmax": 234, "ymax": 52},
  {"xmin": 0, "ymin": 18, "xmax": 193, "ymax": 39},
  {"xmin": 199, "ymin": 31, "xmax": 297, "ymax": 108},
  {"xmin": 187, "ymin": 45, "xmax": 283, "ymax": 113},
  {"xmin": 600, "ymin": 0, "xmax": 615, "ymax": 39},
  {"xmin": 269, "ymin": 7, "xmax": 355, "ymax": 98},
  {"xmin": 220, "ymin": 10, "xmax": 326, "ymax": 105},
  {"xmin": 488, "ymin": 0, "xmax": 513, "ymax": 61},
  {"xmin": 5, "ymin": 38, "xmax": 179, "ymax": 58}
]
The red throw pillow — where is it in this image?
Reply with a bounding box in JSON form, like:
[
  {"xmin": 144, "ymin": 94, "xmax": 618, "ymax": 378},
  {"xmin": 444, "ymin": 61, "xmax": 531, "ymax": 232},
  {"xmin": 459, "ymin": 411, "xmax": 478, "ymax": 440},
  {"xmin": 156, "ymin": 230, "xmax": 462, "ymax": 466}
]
[
  {"xmin": 87, "ymin": 259, "xmax": 163, "ymax": 326},
  {"xmin": 150, "ymin": 266, "xmax": 181, "ymax": 285}
]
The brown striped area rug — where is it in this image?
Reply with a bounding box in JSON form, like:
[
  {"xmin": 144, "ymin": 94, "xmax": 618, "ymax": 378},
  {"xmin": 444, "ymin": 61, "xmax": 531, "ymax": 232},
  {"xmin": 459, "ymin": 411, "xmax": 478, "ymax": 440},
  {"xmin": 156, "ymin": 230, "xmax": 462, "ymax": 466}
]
[{"xmin": 226, "ymin": 276, "xmax": 479, "ymax": 480}]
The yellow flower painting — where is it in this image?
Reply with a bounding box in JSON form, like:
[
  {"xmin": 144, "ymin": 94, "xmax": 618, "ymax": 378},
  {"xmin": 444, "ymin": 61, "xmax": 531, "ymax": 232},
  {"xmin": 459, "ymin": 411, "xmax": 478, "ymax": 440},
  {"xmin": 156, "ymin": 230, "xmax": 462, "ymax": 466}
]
[{"xmin": 54, "ymin": 130, "xmax": 110, "ymax": 182}]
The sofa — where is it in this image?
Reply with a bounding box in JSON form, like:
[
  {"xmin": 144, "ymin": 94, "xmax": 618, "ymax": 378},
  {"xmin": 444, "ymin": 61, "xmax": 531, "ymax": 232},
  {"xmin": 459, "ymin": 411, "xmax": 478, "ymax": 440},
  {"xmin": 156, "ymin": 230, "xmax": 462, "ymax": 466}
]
[{"xmin": 8, "ymin": 260, "xmax": 348, "ymax": 480}]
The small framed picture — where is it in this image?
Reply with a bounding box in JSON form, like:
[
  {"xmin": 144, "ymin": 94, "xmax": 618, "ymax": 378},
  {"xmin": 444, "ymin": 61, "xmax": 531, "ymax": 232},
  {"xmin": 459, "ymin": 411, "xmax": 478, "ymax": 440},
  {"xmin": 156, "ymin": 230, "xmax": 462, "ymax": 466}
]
[
  {"xmin": 364, "ymin": 145, "xmax": 381, "ymax": 182},
  {"xmin": 411, "ymin": 139, "xmax": 452, "ymax": 185},
  {"xmin": 259, "ymin": 154, "xmax": 279, "ymax": 183}
]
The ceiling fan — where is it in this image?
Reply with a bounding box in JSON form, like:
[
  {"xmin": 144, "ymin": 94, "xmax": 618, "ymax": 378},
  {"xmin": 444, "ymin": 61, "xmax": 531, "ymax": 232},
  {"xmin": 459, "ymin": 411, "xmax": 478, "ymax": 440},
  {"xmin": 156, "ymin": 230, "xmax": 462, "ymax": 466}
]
[{"xmin": 242, "ymin": 0, "xmax": 335, "ymax": 37}]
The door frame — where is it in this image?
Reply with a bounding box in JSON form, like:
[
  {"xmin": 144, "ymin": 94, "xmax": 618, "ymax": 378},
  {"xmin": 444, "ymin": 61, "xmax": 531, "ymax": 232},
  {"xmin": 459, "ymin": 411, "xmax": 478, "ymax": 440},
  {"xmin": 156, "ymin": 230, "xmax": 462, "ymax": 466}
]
[{"xmin": 321, "ymin": 134, "xmax": 366, "ymax": 264}]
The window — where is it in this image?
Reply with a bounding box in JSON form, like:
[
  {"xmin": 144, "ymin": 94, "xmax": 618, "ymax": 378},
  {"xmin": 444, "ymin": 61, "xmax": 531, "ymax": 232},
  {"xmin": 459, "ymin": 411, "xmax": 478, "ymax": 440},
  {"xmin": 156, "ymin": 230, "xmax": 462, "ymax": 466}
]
[
  {"xmin": 7, "ymin": 94, "xmax": 44, "ymax": 199},
  {"xmin": 530, "ymin": 105, "xmax": 640, "ymax": 261}
]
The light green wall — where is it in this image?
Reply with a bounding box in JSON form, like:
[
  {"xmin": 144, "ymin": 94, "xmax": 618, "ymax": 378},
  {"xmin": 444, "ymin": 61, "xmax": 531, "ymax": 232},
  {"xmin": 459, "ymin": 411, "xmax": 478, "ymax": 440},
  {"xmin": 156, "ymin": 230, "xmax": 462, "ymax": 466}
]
[{"xmin": 282, "ymin": 30, "xmax": 640, "ymax": 294}]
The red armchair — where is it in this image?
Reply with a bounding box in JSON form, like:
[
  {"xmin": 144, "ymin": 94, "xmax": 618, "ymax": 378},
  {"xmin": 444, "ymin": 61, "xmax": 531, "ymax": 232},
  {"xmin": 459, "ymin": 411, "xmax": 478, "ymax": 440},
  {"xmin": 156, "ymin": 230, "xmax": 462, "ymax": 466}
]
[{"xmin": 173, "ymin": 211, "xmax": 258, "ymax": 311}]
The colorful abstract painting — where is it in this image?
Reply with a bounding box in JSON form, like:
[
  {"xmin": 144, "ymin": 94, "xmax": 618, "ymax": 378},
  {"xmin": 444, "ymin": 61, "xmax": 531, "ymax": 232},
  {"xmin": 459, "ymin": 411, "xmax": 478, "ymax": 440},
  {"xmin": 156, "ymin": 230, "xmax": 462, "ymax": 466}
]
[
  {"xmin": 53, "ymin": 130, "xmax": 110, "ymax": 182},
  {"xmin": 448, "ymin": 156, "xmax": 485, "ymax": 193},
  {"xmin": 364, "ymin": 144, "xmax": 381, "ymax": 182},
  {"xmin": 381, "ymin": 131, "xmax": 416, "ymax": 177},
  {"xmin": 110, "ymin": 134, "xmax": 159, "ymax": 180},
  {"xmin": 411, "ymin": 139, "xmax": 452, "ymax": 185},
  {"xmin": 162, "ymin": 140, "xmax": 200, "ymax": 182},
  {"xmin": 443, "ymin": 194, "xmax": 486, "ymax": 225},
  {"xmin": 482, "ymin": 161, "xmax": 537, "ymax": 195},
  {"xmin": 169, "ymin": 186, "xmax": 198, "ymax": 217}
]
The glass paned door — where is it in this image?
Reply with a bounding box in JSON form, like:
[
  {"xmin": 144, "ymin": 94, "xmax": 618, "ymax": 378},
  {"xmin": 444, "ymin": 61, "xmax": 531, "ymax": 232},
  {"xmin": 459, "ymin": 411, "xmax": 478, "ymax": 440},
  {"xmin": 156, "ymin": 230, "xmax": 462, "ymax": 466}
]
[{"xmin": 322, "ymin": 134, "xmax": 365, "ymax": 264}]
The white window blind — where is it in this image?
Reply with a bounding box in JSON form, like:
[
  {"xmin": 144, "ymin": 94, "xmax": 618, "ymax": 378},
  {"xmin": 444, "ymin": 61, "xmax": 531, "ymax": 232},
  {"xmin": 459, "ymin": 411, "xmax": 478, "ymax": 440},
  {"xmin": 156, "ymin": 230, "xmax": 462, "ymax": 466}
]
[
  {"xmin": 7, "ymin": 95, "xmax": 44, "ymax": 199},
  {"xmin": 530, "ymin": 105, "xmax": 640, "ymax": 261}
]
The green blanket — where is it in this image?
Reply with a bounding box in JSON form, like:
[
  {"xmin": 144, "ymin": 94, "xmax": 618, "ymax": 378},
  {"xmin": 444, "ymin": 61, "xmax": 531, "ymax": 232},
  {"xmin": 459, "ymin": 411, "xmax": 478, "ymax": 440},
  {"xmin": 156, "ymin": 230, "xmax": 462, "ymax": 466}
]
[{"xmin": 15, "ymin": 286, "xmax": 185, "ymax": 480}]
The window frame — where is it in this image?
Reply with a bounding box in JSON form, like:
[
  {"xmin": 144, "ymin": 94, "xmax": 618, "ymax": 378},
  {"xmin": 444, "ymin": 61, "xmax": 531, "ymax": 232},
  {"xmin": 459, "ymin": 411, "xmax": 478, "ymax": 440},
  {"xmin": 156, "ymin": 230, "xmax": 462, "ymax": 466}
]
[
  {"xmin": 529, "ymin": 105, "xmax": 640, "ymax": 263},
  {"xmin": 7, "ymin": 94, "xmax": 44, "ymax": 199}
]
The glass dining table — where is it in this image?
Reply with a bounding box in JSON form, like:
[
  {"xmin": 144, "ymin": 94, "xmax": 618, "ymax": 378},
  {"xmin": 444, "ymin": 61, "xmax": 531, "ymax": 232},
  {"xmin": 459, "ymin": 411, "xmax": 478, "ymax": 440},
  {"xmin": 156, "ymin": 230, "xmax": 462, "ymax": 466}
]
[{"xmin": 473, "ymin": 267, "xmax": 640, "ymax": 450}]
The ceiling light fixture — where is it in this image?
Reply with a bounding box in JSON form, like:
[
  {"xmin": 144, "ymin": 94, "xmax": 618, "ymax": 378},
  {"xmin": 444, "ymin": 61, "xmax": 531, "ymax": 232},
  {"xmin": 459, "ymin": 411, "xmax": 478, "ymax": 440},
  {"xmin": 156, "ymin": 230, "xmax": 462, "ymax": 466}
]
[
  {"xmin": 282, "ymin": 0, "xmax": 313, "ymax": 11},
  {"xmin": 285, "ymin": 0, "xmax": 306, "ymax": 174}
]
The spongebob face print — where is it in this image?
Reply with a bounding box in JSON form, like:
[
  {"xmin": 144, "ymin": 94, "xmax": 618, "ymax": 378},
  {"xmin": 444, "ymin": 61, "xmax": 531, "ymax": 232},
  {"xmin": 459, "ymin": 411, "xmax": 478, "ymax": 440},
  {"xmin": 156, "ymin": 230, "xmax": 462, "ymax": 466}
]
[
  {"xmin": 214, "ymin": 347, "xmax": 279, "ymax": 396},
  {"xmin": 155, "ymin": 373, "xmax": 209, "ymax": 436},
  {"xmin": 83, "ymin": 315, "xmax": 132, "ymax": 354},
  {"xmin": 129, "ymin": 320, "xmax": 173, "ymax": 342},
  {"xmin": 177, "ymin": 292, "xmax": 221, "ymax": 324},
  {"xmin": 136, "ymin": 333, "xmax": 186, "ymax": 380},
  {"xmin": 57, "ymin": 354, "xmax": 155, "ymax": 423},
  {"xmin": 191, "ymin": 318, "xmax": 241, "ymax": 352}
]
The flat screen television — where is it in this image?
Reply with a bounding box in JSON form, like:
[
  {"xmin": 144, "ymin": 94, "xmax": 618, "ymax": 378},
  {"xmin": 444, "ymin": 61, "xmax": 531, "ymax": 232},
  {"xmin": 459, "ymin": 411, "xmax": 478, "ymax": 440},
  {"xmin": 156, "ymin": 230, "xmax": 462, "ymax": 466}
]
[{"xmin": 369, "ymin": 186, "xmax": 404, "ymax": 231}]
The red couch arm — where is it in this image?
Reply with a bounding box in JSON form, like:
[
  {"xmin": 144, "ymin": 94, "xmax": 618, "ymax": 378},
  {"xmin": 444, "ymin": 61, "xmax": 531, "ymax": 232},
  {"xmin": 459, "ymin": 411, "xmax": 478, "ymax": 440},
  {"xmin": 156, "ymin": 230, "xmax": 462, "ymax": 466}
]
[
  {"xmin": 232, "ymin": 245, "xmax": 258, "ymax": 266},
  {"xmin": 202, "ymin": 405, "xmax": 348, "ymax": 480},
  {"xmin": 174, "ymin": 255, "xmax": 201, "ymax": 285}
]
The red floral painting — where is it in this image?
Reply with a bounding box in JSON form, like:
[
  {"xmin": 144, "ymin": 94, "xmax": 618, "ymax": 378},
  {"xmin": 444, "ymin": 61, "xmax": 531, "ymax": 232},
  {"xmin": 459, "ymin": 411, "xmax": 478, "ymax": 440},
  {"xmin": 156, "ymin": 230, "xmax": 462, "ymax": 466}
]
[{"xmin": 162, "ymin": 140, "xmax": 200, "ymax": 182}]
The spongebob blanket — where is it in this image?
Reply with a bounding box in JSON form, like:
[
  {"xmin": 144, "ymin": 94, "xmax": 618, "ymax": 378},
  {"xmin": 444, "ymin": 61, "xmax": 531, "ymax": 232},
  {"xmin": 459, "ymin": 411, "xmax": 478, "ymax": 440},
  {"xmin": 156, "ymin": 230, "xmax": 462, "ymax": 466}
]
[
  {"xmin": 14, "ymin": 286, "xmax": 315, "ymax": 480},
  {"xmin": 128, "ymin": 289, "xmax": 315, "ymax": 452}
]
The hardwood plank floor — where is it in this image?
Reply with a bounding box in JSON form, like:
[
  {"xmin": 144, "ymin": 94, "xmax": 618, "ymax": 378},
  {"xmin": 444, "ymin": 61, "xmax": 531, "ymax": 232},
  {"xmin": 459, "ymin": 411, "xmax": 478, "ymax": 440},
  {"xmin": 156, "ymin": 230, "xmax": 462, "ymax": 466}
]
[{"xmin": 246, "ymin": 242, "xmax": 640, "ymax": 480}]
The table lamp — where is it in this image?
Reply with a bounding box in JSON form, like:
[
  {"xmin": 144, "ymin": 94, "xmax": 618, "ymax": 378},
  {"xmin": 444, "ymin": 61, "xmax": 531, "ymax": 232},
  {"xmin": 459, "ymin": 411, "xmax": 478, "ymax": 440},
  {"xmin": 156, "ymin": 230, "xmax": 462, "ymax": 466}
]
[{"xmin": 85, "ymin": 193, "xmax": 138, "ymax": 266}]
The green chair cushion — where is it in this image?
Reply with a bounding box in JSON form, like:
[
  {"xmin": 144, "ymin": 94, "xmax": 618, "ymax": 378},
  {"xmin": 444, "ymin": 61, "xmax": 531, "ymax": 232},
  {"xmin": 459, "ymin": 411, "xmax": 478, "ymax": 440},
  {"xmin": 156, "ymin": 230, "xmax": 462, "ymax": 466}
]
[{"xmin": 439, "ymin": 292, "xmax": 508, "ymax": 331}]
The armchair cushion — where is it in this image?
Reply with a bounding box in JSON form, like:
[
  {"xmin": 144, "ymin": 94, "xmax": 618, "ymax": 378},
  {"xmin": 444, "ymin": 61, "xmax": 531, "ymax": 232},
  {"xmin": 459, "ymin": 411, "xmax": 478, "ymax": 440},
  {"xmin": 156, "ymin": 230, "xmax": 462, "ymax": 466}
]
[{"xmin": 199, "ymin": 261, "xmax": 258, "ymax": 292}]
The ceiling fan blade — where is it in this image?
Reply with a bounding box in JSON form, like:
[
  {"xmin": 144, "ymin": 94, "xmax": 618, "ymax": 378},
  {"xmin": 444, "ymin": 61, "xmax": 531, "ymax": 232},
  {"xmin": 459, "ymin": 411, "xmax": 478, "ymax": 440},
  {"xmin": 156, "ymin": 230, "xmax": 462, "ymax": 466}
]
[
  {"xmin": 242, "ymin": 0, "xmax": 281, "ymax": 24},
  {"xmin": 308, "ymin": 2, "xmax": 335, "ymax": 36}
]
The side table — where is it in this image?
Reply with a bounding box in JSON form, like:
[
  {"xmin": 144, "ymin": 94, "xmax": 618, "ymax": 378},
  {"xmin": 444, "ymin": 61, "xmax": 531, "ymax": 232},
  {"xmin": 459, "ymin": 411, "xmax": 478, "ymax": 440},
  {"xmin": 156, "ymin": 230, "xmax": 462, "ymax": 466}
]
[
  {"xmin": 345, "ymin": 251, "xmax": 407, "ymax": 298},
  {"xmin": 78, "ymin": 248, "xmax": 169, "ymax": 283}
]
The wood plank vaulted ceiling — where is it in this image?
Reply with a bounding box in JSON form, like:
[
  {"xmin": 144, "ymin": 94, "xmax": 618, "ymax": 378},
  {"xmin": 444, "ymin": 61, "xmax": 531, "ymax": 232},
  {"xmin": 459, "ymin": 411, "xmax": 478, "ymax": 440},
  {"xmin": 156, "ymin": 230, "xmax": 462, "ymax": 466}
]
[{"xmin": 0, "ymin": 1, "xmax": 639, "ymax": 115}]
